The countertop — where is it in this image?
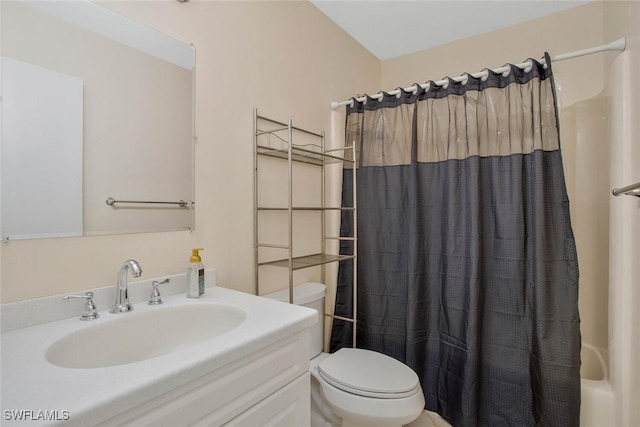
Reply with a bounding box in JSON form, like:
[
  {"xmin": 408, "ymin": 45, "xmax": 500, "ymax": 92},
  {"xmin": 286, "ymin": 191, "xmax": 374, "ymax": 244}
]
[{"xmin": 0, "ymin": 286, "xmax": 316, "ymax": 426}]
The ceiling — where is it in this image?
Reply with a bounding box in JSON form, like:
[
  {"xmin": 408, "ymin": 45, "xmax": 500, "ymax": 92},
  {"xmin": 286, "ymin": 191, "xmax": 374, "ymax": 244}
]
[{"xmin": 310, "ymin": 0, "xmax": 592, "ymax": 60}]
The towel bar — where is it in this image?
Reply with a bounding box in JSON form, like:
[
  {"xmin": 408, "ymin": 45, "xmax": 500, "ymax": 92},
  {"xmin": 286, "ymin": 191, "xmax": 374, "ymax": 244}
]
[
  {"xmin": 106, "ymin": 197, "xmax": 188, "ymax": 207},
  {"xmin": 612, "ymin": 182, "xmax": 640, "ymax": 197}
]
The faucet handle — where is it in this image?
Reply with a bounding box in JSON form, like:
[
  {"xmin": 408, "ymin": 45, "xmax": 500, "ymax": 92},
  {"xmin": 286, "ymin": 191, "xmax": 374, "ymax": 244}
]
[
  {"xmin": 148, "ymin": 278, "xmax": 170, "ymax": 305},
  {"xmin": 63, "ymin": 292, "xmax": 99, "ymax": 321}
]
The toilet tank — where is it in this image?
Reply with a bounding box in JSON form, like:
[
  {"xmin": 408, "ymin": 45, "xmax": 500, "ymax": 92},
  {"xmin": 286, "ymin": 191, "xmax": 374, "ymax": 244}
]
[{"xmin": 263, "ymin": 282, "xmax": 326, "ymax": 358}]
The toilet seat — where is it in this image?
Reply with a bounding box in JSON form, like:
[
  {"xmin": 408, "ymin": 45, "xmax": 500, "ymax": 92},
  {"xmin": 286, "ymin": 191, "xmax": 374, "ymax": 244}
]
[{"xmin": 318, "ymin": 348, "xmax": 421, "ymax": 399}]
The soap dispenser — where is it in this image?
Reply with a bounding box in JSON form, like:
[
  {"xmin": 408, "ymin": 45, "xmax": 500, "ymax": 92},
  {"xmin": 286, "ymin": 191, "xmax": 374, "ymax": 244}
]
[{"xmin": 186, "ymin": 248, "xmax": 204, "ymax": 298}]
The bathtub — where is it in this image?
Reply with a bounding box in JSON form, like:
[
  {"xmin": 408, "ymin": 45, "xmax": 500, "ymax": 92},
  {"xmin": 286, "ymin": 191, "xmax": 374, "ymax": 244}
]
[{"xmin": 580, "ymin": 343, "xmax": 614, "ymax": 427}]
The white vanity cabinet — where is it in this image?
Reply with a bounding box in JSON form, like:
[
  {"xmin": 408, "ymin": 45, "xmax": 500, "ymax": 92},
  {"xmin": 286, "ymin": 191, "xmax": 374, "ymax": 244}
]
[
  {"xmin": 97, "ymin": 330, "xmax": 311, "ymax": 427},
  {"xmin": 1, "ymin": 287, "xmax": 316, "ymax": 427}
]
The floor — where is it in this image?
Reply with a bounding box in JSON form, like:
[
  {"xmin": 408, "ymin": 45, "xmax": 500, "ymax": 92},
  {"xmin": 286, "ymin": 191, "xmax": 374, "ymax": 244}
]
[{"xmin": 406, "ymin": 410, "xmax": 452, "ymax": 427}]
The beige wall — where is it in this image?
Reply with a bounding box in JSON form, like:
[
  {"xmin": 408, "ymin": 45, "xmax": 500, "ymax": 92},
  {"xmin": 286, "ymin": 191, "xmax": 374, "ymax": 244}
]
[
  {"xmin": 0, "ymin": 0, "xmax": 379, "ymax": 302},
  {"xmin": 381, "ymin": 2, "xmax": 607, "ymax": 107}
]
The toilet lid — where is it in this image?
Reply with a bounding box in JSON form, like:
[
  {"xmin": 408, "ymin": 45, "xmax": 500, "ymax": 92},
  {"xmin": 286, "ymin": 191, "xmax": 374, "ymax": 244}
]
[{"xmin": 318, "ymin": 348, "xmax": 421, "ymax": 399}]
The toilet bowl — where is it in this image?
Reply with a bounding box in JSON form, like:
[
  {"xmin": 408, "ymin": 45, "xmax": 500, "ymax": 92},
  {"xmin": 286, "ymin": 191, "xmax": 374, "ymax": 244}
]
[{"xmin": 264, "ymin": 283, "xmax": 425, "ymax": 427}]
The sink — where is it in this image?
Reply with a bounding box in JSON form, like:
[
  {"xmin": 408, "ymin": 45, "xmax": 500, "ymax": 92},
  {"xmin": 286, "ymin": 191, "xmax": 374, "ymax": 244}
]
[{"xmin": 46, "ymin": 304, "xmax": 246, "ymax": 369}]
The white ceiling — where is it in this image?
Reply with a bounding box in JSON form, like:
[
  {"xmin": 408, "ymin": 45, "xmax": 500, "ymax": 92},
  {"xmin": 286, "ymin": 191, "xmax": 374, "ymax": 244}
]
[{"xmin": 310, "ymin": 0, "xmax": 592, "ymax": 60}]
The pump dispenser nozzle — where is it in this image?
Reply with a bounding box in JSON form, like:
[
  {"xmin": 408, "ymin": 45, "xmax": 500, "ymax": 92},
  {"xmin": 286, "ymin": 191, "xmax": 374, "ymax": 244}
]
[{"xmin": 190, "ymin": 248, "xmax": 203, "ymax": 262}]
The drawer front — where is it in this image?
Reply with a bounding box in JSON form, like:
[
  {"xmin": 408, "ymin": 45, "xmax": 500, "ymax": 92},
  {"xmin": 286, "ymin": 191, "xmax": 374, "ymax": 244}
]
[
  {"xmin": 98, "ymin": 330, "xmax": 310, "ymax": 427},
  {"xmin": 221, "ymin": 373, "xmax": 310, "ymax": 427}
]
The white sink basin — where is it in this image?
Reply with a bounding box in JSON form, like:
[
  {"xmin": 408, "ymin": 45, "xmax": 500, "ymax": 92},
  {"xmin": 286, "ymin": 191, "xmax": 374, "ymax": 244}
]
[{"xmin": 46, "ymin": 304, "xmax": 246, "ymax": 368}]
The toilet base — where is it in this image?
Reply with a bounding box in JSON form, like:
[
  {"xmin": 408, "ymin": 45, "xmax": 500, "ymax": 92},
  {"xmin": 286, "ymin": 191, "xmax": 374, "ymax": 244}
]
[{"xmin": 310, "ymin": 368, "xmax": 340, "ymax": 427}]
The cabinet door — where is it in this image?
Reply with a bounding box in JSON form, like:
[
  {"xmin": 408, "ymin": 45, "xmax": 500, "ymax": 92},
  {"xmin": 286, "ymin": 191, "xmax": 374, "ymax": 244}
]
[{"xmin": 223, "ymin": 373, "xmax": 310, "ymax": 427}]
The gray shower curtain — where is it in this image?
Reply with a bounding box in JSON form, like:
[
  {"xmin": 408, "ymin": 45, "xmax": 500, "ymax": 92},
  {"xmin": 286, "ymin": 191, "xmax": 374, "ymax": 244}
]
[{"xmin": 330, "ymin": 55, "xmax": 581, "ymax": 426}]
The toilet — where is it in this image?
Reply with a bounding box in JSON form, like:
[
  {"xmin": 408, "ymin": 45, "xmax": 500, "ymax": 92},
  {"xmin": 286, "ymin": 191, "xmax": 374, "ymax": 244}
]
[{"xmin": 265, "ymin": 283, "xmax": 425, "ymax": 427}]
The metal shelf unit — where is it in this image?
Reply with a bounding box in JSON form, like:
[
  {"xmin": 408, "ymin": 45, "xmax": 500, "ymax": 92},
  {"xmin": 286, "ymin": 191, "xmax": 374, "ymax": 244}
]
[{"xmin": 253, "ymin": 109, "xmax": 357, "ymax": 345}]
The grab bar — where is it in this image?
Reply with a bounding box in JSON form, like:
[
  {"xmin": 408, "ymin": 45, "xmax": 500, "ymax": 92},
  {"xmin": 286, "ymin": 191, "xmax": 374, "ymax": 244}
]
[
  {"xmin": 612, "ymin": 182, "xmax": 640, "ymax": 197},
  {"xmin": 106, "ymin": 197, "xmax": 188, "ymax": 207}
]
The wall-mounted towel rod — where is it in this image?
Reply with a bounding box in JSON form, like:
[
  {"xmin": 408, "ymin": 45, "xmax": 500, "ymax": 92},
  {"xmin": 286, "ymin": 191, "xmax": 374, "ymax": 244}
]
[
  {"xmin": 612, "ymin": 182, "xmax": 640, "ymax": 197},
  {"xmin": 106, "ymin": 197, "xmax": 188, "ymax": 207}
]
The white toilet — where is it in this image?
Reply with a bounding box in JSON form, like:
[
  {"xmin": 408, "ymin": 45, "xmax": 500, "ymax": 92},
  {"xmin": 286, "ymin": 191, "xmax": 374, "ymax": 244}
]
[{"xmin": 265, "ymin": 283, "xmax": 425, "ymax": 427}]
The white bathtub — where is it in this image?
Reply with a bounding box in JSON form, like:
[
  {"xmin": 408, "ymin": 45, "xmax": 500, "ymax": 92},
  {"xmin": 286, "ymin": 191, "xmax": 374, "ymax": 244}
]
[{"xmin": 580, "ymin": 343, "xmax": 614, "ymax": 427}]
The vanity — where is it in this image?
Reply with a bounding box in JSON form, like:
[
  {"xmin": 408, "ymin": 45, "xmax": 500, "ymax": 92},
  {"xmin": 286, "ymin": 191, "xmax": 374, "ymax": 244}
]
[{"xmin": 1, "ymin": 285, "xmax": 316, "ymax": 426}]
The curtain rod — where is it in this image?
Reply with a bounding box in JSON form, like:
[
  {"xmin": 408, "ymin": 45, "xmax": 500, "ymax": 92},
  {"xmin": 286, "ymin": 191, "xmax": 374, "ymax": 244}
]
[{"xmin": 330, "ymin": 37, "xmax": 626, "ymax": 110}]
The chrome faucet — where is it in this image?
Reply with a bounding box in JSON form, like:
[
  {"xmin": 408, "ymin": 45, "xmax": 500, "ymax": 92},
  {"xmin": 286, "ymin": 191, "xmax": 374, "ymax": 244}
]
[{"xmin": 109, "ymin": 259, "xmax": 142, "ymax": 313}]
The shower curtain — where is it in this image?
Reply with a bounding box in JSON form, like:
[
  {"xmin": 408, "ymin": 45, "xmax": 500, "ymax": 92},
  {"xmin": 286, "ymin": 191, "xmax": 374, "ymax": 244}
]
[{"xmin": 330, "ymin": 55, "xmax": 581, "ymax": 426}]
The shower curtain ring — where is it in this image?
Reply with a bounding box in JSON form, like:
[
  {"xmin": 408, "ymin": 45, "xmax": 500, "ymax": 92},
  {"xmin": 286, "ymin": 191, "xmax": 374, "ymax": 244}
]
[{"xmin": 524, "ymin": 59, "xmax": 534, "ymax": 73}]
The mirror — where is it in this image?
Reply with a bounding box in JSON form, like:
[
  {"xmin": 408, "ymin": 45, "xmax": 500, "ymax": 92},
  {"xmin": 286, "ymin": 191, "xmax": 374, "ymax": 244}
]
[{"xmin": 1, "ymin": 0, "xmax": 195, "ymax": 240}]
